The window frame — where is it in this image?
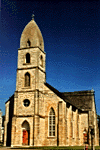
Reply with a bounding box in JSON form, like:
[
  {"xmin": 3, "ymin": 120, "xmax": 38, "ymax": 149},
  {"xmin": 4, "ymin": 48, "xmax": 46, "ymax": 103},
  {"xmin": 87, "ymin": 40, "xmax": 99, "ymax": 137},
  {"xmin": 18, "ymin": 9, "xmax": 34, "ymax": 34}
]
[
  {"xmin": 48, "ymin": 108, "xmax": 55, "ymax": 137},
  {"xmin": 23, "ymin": 99, "xmax": 30, "ymax": 107},
  {"xmin": 40, "ymin": 55, "xmax": 43, "ymax": 68},
  {"xmin": 27, "ymin": 40, "xmax": 31, "ymax": 47},
  {"xmin": 25, "ymin": 72, "xmax": 30, "ymax": 87},
  {"xmin": 26, "ymin": 53, "xmax": 30, "ymax": 64}
]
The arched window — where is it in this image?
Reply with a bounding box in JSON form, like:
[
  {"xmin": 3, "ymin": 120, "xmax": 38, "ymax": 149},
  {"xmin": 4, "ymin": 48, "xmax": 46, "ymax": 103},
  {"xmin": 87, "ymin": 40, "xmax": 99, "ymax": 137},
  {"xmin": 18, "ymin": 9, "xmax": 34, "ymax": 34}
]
[
  {"xmin": 27, "ymin": 40, "xmax": 31, "ymax": 47},
  {"xmin": 71, "ymin": 111, "xmax": 73, "ymax": 138},
  {"xmin": 25, "ymin": 72, "xmax": 30, "ymax": 87},
  {"xmin": 26, "ymin": 53, "xmax": 30, "ymax": 63},
  {"xmin": 40, "ymin": 55, "xmax": 43, "ymax": 67},
  {"xmin": 77, "ymin": 114, "xmax": 79, "ymax": 138},
  {"xmin": 49, "ymin": 108, "xmax": 55, "ymax": 136},
  {"xmin": 72, "ymin": 107, "xmax": 76, "ymax": 139}
]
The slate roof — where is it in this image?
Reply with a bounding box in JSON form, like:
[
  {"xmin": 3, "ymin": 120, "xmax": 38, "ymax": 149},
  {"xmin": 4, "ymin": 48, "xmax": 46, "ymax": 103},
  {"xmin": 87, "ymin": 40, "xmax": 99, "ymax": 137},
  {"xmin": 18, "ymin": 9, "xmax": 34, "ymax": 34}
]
[
  {"xmin": 45, "ymin": 82, "xmax": 94, "ymax": 111},
  {"xmin": 61, "ymin": 91, "xmax": 93, "ymax": 111}
]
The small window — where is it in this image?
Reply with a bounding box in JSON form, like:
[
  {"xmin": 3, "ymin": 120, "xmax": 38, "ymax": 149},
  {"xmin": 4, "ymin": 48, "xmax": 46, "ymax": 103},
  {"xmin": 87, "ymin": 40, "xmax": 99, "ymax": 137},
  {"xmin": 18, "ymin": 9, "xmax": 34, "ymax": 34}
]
[
  {"xmin": 25, "ymin": 72, "xmax": 30, "ymax": 87},
  {"xmin": 27, "ymin": 40, "xmax": 31, "ymax": 47},
  {"xmin": 23, "ymin": 99, "xmax": 30, "ymax": 107},
  {"xmin": 49, "ymin": 108, "xmax": 55, "ymax": 136},
  {"xmin": 26, "ymin": 53, "xmax": 30, "ymax": 63},
  {"xmin": 40, "ymin": 55, "xmax": 43, "ymax": 67}
]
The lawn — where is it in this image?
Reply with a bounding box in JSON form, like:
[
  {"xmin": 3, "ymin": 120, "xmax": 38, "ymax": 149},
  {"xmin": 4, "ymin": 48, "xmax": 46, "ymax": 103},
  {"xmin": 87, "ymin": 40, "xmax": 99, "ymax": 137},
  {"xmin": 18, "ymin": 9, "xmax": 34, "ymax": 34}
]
[{"xmin": 10, "ymin": 146, "xmax": 100, "ymax": 150}]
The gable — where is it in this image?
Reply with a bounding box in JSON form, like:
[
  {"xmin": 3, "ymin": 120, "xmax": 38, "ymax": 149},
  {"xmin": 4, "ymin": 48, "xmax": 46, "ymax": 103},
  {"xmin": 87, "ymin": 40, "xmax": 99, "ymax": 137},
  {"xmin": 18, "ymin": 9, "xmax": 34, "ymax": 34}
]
[{"xmin": 44, "ymin": 82, "xmax": 93, "ymax": 111}]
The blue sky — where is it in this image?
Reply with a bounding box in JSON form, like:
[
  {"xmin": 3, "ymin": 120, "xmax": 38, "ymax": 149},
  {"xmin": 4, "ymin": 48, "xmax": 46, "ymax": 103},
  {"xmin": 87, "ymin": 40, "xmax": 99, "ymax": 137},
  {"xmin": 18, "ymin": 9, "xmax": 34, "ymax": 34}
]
[{"xmin": 0, "ymin": 0, "xmax": 100, "ymax": 115}]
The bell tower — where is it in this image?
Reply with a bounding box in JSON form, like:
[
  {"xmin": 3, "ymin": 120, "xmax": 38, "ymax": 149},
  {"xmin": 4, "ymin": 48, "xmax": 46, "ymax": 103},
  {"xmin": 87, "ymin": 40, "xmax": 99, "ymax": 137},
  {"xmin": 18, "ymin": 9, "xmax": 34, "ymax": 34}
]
[
  {"xmin": 16, "ymin": 15, "xmax": 46, "ymax": 92},
  {"xmin": 11, "ymin": 15, "xmax": 46, "ymax": 146}
]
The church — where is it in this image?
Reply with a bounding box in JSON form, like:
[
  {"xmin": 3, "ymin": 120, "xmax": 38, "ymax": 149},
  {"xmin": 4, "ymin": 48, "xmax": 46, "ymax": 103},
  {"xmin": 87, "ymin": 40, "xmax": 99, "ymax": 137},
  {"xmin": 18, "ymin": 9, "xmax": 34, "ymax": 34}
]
[{"xmin": 4, "ymin": 15, "xmax": 99, "ymax": 147}]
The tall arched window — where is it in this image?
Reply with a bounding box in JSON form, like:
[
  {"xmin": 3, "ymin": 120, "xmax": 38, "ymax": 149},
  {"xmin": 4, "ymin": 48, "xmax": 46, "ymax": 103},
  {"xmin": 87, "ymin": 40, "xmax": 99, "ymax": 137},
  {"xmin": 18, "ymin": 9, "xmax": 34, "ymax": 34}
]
[
  {"xmin": 71, "ymin": 111, "xmax": 73, "ymax": 138},
  {"xmin": 26, "ymin": 53, "xmax": 30, "ymax": 63},
  {"xmin": 77, "ymin": 114, "xmax": 79, "ymax": 138},
  {"xmin": 25, "ymin": 72, "xmax": 30, "ymax": 87},
  {"xmin": 49, "ymin": 108, "xmax": 55, "ymax": 136},
  {"xmin": 40, "ymin": 55, "xmax": 43, "ymax": 67},
  {"xmin": 72, "ymin": 107, "xmax": 76, "ymax": 139}
]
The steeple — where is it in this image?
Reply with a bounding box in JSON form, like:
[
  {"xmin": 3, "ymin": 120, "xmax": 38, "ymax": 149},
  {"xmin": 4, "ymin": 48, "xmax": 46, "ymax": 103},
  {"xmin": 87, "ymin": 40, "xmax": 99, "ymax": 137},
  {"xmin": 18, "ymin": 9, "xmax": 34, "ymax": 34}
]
[
  {"xmin": 16, "ymin": 17, "xmax": 46, "ymax": 92},
  {"xmin": 20, "ymin": 16, "xmax": 44, "ymax": 51}
]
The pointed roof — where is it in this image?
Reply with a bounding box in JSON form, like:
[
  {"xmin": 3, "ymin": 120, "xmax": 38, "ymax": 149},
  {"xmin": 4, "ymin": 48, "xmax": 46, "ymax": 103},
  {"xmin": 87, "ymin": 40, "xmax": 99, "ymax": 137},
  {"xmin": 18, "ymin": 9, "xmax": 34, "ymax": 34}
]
[{"xmin": 20, "ymin": 17, "xmax": 44, "ymax": 51}]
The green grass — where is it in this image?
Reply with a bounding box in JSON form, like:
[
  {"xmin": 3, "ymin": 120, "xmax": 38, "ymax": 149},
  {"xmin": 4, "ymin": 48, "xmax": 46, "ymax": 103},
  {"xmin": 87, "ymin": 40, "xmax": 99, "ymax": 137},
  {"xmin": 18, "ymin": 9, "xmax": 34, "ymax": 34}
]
[
  {"xmin": 1, "ymin": 144, "xmax": 100, "ymax": 150},
  {"xmin": 10, "ymin": 146, "xmax": 85, "ymax": 149},
  {"xmin": 5, "ymin": 146, "xmax": 100, "ymax": 150},
  {"xmin": 11, "ymin": 146, "xmax": 80, "ymax": 149}
]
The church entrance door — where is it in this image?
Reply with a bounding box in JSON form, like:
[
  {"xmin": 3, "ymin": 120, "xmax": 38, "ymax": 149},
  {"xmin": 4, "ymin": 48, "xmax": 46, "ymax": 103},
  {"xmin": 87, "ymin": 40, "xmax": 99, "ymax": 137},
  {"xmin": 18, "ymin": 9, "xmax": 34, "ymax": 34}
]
[
  {"xmin": 22, "ymin": 121, "xmax": 30, "ymax": 145},
  {"xmin": 23, "ymin": 130, "xmax": 28, "ymax": 145}
]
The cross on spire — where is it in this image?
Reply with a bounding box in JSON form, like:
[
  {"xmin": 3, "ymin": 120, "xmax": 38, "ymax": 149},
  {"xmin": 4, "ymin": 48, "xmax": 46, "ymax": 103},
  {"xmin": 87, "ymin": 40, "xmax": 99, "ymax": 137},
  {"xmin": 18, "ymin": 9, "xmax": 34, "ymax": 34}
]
[{"xmin": 32, "ymin": 12, "xmax": 35, "ymax": 20}]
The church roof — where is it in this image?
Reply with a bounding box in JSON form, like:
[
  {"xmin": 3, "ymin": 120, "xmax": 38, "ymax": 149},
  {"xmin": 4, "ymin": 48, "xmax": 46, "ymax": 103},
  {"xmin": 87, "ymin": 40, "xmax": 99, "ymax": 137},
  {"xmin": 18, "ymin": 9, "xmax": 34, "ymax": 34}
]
[
  {"xmin": 45, "ymin": 82, "xmax": 93, "ymax": 111},
  {"xmin": 20, "ymin": 18, "xmax": 44, "ymax": 51},
  {"xmin": 61, "ymin": 91, "xmax": 93, "ymax": 111},
  {"xmin": 44, "ymin": 82, "xmax": 61, "ymax": 97}
]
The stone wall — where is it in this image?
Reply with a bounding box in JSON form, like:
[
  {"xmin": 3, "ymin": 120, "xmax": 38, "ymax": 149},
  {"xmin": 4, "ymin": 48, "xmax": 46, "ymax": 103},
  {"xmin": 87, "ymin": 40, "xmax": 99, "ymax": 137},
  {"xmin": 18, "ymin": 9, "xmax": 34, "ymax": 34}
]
[
  {"xmin": 15, "ymin": 92, "xmax": 35, "ymax": 116},
  {"xmin": 11, "ymin": 117, "xmax": 34, "ymax": 146}
]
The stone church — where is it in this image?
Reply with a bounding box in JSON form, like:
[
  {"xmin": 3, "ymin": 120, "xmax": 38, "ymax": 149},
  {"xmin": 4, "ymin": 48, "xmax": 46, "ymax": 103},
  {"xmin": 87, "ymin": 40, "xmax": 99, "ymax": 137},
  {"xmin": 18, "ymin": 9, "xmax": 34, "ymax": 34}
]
[{"xmin": 4, "ymin": 16, "xmax": 99, "ymax": 147}]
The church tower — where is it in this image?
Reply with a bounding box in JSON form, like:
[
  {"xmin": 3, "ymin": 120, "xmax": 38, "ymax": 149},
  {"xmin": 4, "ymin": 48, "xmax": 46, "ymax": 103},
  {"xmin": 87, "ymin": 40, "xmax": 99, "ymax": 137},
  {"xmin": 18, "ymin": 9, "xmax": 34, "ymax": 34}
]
[
  {"xmin": 16, "ymin": 15, "xmax": 46, "ymax": 92},
  {"xmin": 11, "ymin": 15, "xmax": 46, "ymax": 146}
]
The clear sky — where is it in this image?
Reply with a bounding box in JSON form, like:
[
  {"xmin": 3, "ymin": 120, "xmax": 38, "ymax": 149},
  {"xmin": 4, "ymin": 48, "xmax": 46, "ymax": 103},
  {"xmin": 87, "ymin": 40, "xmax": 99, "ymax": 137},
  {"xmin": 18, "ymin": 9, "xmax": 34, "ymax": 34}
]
[{"xmin": 0, "ymin": 0, "xmax": 100, "ymax": 115}]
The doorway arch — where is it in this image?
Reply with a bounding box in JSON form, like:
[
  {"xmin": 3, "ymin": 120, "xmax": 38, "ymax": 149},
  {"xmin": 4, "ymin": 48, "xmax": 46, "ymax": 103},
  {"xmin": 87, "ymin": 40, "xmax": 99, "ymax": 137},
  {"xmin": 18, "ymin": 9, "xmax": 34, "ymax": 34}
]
[{"xmin": 22, "ymin": 120, "xmax": 30, "ymax": 145}]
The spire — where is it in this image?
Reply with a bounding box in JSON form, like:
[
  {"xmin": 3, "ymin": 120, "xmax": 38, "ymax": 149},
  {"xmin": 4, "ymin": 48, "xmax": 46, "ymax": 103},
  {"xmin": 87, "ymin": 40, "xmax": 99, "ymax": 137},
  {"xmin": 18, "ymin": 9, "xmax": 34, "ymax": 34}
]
[{"xmin": 20, "ymin": 14, "xmax": 44, "ymax": 50}]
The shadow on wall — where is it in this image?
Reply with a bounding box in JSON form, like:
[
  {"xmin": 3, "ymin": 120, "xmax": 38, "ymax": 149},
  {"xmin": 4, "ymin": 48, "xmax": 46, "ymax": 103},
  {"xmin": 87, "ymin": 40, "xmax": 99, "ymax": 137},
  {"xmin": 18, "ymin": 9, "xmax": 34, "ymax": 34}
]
[{"xmin": 6, "ymin": 95, "xmax": 14, "ymax": 146}]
